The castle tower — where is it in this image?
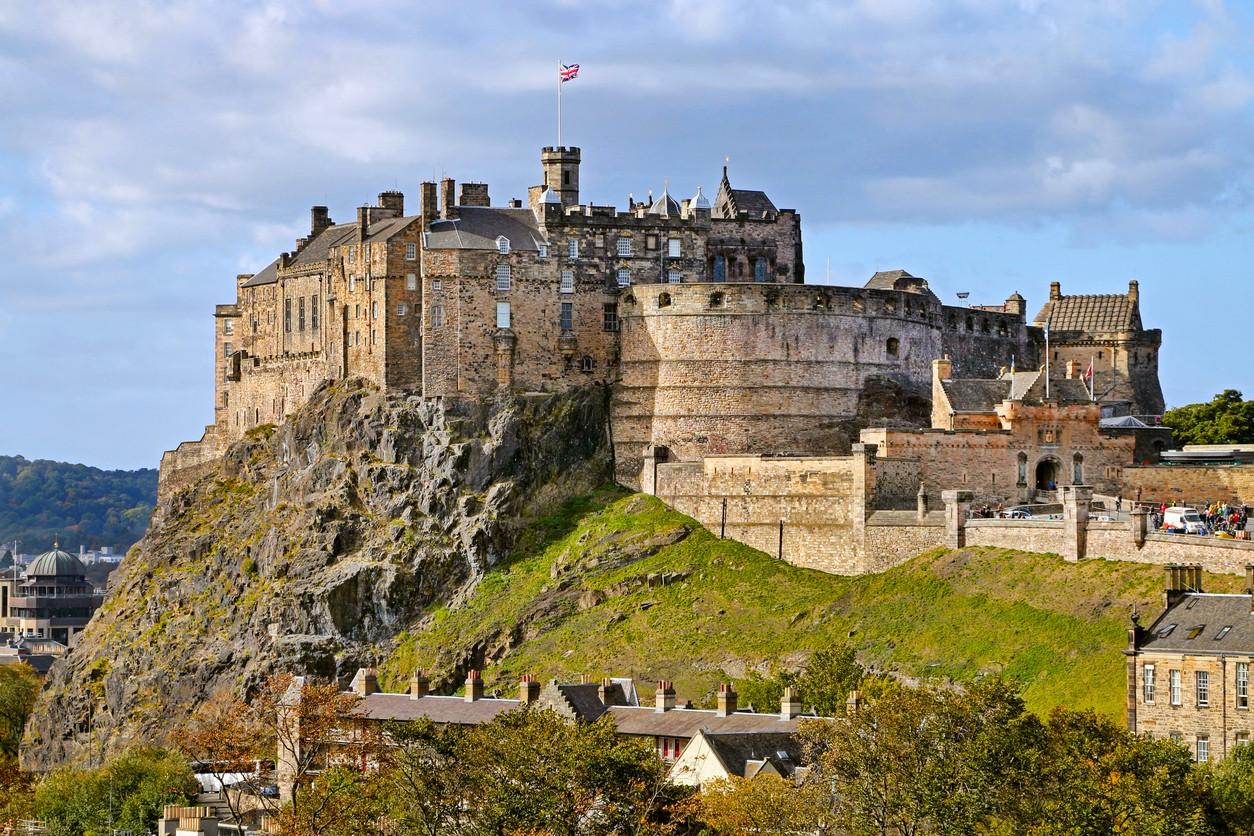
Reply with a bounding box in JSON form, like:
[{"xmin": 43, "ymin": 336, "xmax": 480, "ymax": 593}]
[{"xmin": 540, "ymin": 146, "xmax": 580, "ymax": 206}]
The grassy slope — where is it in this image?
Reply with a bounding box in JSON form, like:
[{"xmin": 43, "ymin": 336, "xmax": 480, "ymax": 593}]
[{"xmin": 380, "ymin": 488, "xmax": 1242, "ymax": 718}]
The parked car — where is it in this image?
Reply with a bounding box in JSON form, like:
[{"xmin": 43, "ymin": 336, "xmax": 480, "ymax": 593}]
[
  {"xmin": 1002, "ymin": 506, "xmax": 1033, "ymax": 519},
  {"xmin": 1162, "ymin": 506, "xmax": 1209, "ymax": 535}
]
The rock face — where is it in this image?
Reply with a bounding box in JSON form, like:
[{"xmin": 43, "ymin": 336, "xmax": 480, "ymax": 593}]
[{"xmin": 22, "ymin": 379, "xmax": 611, "ymax": 769}]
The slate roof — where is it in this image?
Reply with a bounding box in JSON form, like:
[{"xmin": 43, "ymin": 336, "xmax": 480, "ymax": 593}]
[
  {"xmin": 241, "ymin": 258, "xmax": 280, "ymax": 288},
  {"xmin": 942, "ymin": 370, "xmax": 1092, "ymax": 413},
  {"xmin": 553, "ymin": 683, "xmax": 614, "ymax": 721},
  {"xmin": 353, "ymin": 693, "xmax": 520, "ymax": 725},
  {"xmin": 1033, "ymin": 293, "xmax": 1141, "ymax": 332},
  {"xmin": 942, "ymin": 380, "xmax": 1011, "ymax": 413},
  {"xmin": 364, "ymin": 215, "xmax": 417, "ymax": 243},
  {"xmin": 865, "ymin": 269, "xmax": 920, "ymax": 290},
  {"xmin": 1139, "ymin": 594, "xmax": 1254, "ymax": 655},
  {"xmin": 291, "ymin": 223, "xmax": 357, "ymax": 267},
  {"xmin": 728, "ymin": 188, "xmax": 777, "ymax": 216},
  {"xmin": 702, "ymin": 731, "xmax": 804, "ymax": 779},
  {"xmin": 606, "ymin": 706, "xmax": 805, "ymax": 738},
  {"xmin": 425, "ymin": 207, "xmax": 544, "ymax": 251},
  {"xmin": 1101, "ymin": 415, "xmax": 1150, "ymax": 428}
]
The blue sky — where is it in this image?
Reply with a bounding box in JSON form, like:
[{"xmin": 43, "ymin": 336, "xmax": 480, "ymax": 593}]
[{"xmin": 1, "ymin": 0, "xmax": 1252, "ymax": 470}]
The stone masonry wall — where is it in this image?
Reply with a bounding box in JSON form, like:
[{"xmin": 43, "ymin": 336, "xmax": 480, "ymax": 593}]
[
  {"xmin": 1122, "ymin": 465, "xmax": 1254, "ymax": 507},
  {"xmin": 1131, "ymin": 653, "xmax": 1254, "ymax": 760}
]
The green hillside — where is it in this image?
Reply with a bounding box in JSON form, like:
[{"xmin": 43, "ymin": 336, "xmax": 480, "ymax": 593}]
[
  {"xmin": 381, "ymin": 488, "xmax": 1242, "ymax": 718},
  {"xmin": 0, "ymin": 455, "xmax": 156, "ymax": 553}
]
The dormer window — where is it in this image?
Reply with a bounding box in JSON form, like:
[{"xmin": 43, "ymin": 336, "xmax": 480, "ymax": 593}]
[
  {"xmin": 497, "ymin": 236, "xmax": 511, "ymax": 254},
  {"xmin": 538, "ymin": 243, "xmax": 548, "ymax": 258}
]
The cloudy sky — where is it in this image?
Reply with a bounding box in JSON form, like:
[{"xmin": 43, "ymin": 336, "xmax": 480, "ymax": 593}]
[{"xmin": 1, "ymin": 0, "xmax": 1252, "ymax": 470}]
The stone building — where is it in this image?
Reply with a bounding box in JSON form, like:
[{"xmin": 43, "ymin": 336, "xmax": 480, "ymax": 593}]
[
  {"xmin": 1126, "ymin": 565, "xmax": 1254, "ymax": 762},
  {"xmin": 0, "ymin": 545, "xmax": 103, "ymax": 647}
]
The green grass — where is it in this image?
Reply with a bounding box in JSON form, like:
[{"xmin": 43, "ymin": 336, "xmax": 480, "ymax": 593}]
[{"xmin": 379, "ymin": 489, "xmax": 1243, "ymax": 718}]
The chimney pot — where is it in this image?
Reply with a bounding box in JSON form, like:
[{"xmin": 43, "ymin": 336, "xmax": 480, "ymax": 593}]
[
  {"xmin": 1050, "ymin": 281, "xmax": 1061, "ymax": 301},
  {"xmin": 465, "ymin": 669, "xmax": 484, "ymax": 702},
  {"xmin": 420, "ymin": 181, "xmax": 438, "ymax": 224},
  {"xmin": 781, "ymin": 686, "xmax": 802, "ymax": 720},
  {"xmin": 716, "ymin": 682, "xmax": 738, "ymax": 717},
  {"xmin": 440, "ymin": 178, "xmax": 457, "ymax": 220},
  {"xmin": 350, "ymin": 667, "xmax": 378, "ymax": 697},
  {"xmin": 310, "ymin": 205, "xmax": 330, "ymax": 237},
  {"xmin": 519, "ymin": 673, "xmax": 540, "ymax": 704},
  {"xmin": 410, "ymin": 670, "xmax": 430, "ymax": 700},
  {"xmin": 655, "ymin": 680, "xmax": 676, "ymax": 713}
]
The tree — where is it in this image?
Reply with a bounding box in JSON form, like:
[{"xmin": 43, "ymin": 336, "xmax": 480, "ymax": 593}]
[
  {"xmin": 0, "ymin": 664, "xmax": 39, "ymax": 758},
  {"xmin": 689, "ymin": 774, "xmax": 830, "ymax": 834},
  {"xmin": 1207, "ymin": 742, "xmax": 1254, "ymax": 834},
  {"xmin": 1163, "ymin": 390, "xmax": 1254, "ymax": 446},
  {"xmin": 182, "ymin": 687, "xmax": 276, "ymax": 827},
  {"xmin": 33, "ymin": 747, "xmax": 198, "ymax": 836},
  {"xmin": 373, "ymin": 718, "xmax": 469, "ymax": 836},
  {"xmin": 738, "ymin": 645, "xmax": 866, "ymax": 716}
]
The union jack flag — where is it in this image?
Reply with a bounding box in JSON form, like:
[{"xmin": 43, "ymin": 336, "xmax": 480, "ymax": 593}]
[{"xmin": 560, "ymin": 63, "xmax": 580, "ymax": 82}]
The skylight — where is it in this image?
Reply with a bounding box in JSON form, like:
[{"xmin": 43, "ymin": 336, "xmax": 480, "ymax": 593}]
[
  {"xmin": 1215, "ymin": 626, "xmax": 1233, "ymax": 640},
  {"xmin": 1158, "ymin": 624, "xmax": 1177, "ymax": 638},
  {"xmin": 1187, "ymin": 625, "xmax": 1206, "ymax": 640}
]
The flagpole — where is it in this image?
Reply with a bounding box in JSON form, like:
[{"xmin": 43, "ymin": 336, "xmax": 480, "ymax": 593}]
[
  {"xmin": 1091, "ymin": 353, "xmax": 1096, "ymax": 401},
  {"xmin": 1044, "ymin": 321, "xmax": 1050, "ymax": 400},
  {"xmin": 557, "ymin": 60, "xmax": 562, "ymax": 147}
]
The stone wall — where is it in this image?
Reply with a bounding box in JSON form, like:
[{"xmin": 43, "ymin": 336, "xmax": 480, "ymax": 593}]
[
  {"xmin": 1122, "ymin": 465, "xmax": 1254, "ymax": 506},
  {"xmin": 1130, "ymin": 653, "xmax": 1254, "ymax": 759},
  {"xmin": 965, "ymin": 519, "xmax": 1067, "ymax": 553},
  {"xmin": 654, "ymin": 452, "xmax": 874, "ymax": 574}
]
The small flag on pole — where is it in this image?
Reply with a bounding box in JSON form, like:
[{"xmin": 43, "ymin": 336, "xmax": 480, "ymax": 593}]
[
  {"xmin": 560, "ymin": 63, "xmax": 580, "ymax": 82},
  {"xmin": 1083, "ymin": 359, "xmax": 1093, "ymax": 382}
]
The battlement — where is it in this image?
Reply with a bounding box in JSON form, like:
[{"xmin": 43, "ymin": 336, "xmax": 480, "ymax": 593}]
[{"xmin": 541, "ymin": 146, "xmax": 581, "ymax": 156}]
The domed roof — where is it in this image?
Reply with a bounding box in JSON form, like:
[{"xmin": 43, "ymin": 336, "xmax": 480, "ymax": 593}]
[
  {"xmin": 28, "ymin": 545, "xmax": 86, "ymax": 578},
  {"xmin": 1007, "ymin": 291, "xmax": 1025, "ymax": 302},
  {"xmin": 690, "ymin": 185, "xmax": 711, "ymax": 210},
  {"xmin": 648, "ymin": 188, "xmax": 680, "ymax": 217},
  {"xmin": 542, "ymin": 187, "xmax": 562, "ymax": 204}
]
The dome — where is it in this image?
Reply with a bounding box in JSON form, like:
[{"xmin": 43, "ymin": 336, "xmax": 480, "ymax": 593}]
[
  {"xmin": 28, "ymin": 546, "xmax": 86, "ymax": 578},
  {"xmin": 648, "ymin": 188, "xmax": 681, "ymax": 216},
  {"xmin": 542, "ymin": 187, "xmax": 562, "ymax": 204},
  {"xmin": 690, "ymin": 185, "xmax": 711, "ymax": 210}
]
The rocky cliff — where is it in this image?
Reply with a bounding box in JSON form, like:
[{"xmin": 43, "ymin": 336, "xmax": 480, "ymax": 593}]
[{"xmin": 22, "ymin": 379, "xmax": 612, "ymax": 769}]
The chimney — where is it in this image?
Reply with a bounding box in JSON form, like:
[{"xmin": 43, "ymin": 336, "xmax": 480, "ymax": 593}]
[
  {"xmin": 357, "ymin": 206, "xmax": 369, "ymax": 242},
  {"xmin": 933, "ymin": 357, "xmax": 953, "ymax": 382},
  {"xmin": 377, "ymin": 190, "xmax": 404, "ymax": 215},
  {"xmin": 846, "ymin": 690, "xmax": 864, "ymax": 716},
  {"xmin": 409, "ymin": 670, "xmax": 429, "ymax": 700},
  {"xmin": 310, "ymin": 205, "xmax": 331, "ymax": 237},
  {"xmin": 464, "ymin": 670, "xmax": 484, "ymax": 702},
  {"xmin": 1246, "ymin": 563, "xmax": 1254, "ymax": 595},
  {"xmin": 917, "ymin": 483, "xmax": 929, "ymax": 520},
  {"xmin": 420, "ymin": 181, "xmax": 438, "ymax": 225},
  {"xmin": 1164, "ymin": 564, "xmax": 1203, "ymax": 609},
  {"xmin": 440, "ymin": 177, "xmax": 457, "ymax": 220},
  {"xmin": 508, "ymin": 198, "xmax": 522, "ymax": 208},
  {"xmin": 597, "ymin": 677, "xmax": 621, "ymax": 707},
  {"xmin": 655, "ymin": 680, "xmax": 676, "ymax": 713},
  {"xmin": 716, "ymin": 683, "xmax": 738, "ymax": 717},
  {"xmin": 781, "ymin": 686, "xmax": 801, "ymax": 720},
  {"xmin": 459, "ymin": 182, "xmax": 490, "ymax": 207},
  {"xmin": 1049, "ymin": 281, "xmax": 1061, "ymax": 301},
  {"xmin": 519, "ymin": 673, "xmax": 540, "ymax": 704},
  {"xmin": 1128, "ymin": 279, "xmax": 1140, "ymax": 305},
  {"xmin": 350, "ymin": 668, "xmax": 378, "ymax": 697}
]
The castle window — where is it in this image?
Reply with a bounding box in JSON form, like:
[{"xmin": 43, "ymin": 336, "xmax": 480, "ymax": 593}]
[
  {"xmin": 709, "ymin": 291, "xmax": 725, "ymax": 308},
  {"xmin": 371, "ymin": 328, "xmax": 376, "ymax": 345},
  {"xmin": 349, "ymin": 245, "xmax": 355, "ymax": 260},
  {"xmin": 431, "ymin": 305, "xmax": 445, "ymax": 328},
  {"xmin": 1072, "ymin": 453, "xmax": 1083, "ymax": 484},
  {"xmin": 560, "ymin": 301, "xmax": 573, "ymax": 332},
  {"xmin": 657, "ymin": 292, "xmax": 672, "ymax": 308},
  {"xmin": 667, "ymin": 270, "xmax": 681, "ymax": 284},
  {"xmin": 538, "ymin": 243, "xmax": 548, "ymax": 258},
  {"xmin": 603, "ymin": 303, "xmax": 618, "ymax": 332},
  {"xmin": 580, "ymin": 355, "xmax": 595, "ymax": 372},
  {"xmin": 355, "ymin": 304, "xmax": 361, "ymax": 320},
  {"xmin": 712, "ymin": 255, "xmax": 727, "ymax": 283},
  {"xmin": 1098, "ymin": 350, "xmax": 1104, "ymax": 360},
  {"xmin": 563, "ymin": 170, "xmax": 570, "ymax": 186},
  {"xmin": 311, "ymin": 295, "xmax": 319, "ymax": 330},
  {"xmin": 1197, "ymin": 670, "xmax": 1210, "ymax": 707},
  {"xmin": 886, "ymin": 337, "xmax": 899, "ymax": 357},
  {"xmin": 353, "ymin": 330, "xmax": 359, "ymax": 346},
  {"xmin": 568, "ymin": 239, "xmax": 579, "ymax": 259},
  {"xmin": 349, "ymin": 274, "xmax": 356, "ymax": 292},
  {"xmin": 1017, "ymin": 453, "xmax": 1028, "ymax": 486},
  {"xmin": 405, "ymin": 242, "xmax": 417, "ymax": 260},
  {"xmin": 1143, "ymin": 664, "xmax": 1155, "ymax": 703},
  {"xmin": 223, "ymin": 319, "xmax": 234, "ymax": 335},
  {"xmin": 617, "ymin": 237, "xmax": 632, "ymax": 257},
  {"xmin": 397, "ymin": 303, "xmax": 407, "ymax": 317},
  {"xmin": 496, "ymin": 236, "xmax": 511, "ymax": 254},
  {"xmin": 646, "ymin": 235, "xmax": 657, "ymax": 250},
  {"xmin": 298, "ymin": 297, "xmax": 306, "ymax": 331},
  {"xmin": 1198, "ymin": 737, "xmax": 1210, "ymax": 763},
  {"xmin": 406, "ymin": 273, "xmax": 417, "ymax": 291},
  {"xmin": 496, "ymin": 264, "xmax": 512, "ymax": 292},
  {"xmin": 754, "ymin": 256, "xmax": 768, "ymax": 282},
  {"xmin": 223, "ymin": 341, "xmax": 233, "ymax": 358},
  {"xmin": 432, "ymin": 278, "xmax": 442, "ymax": 291},
  {"xmin": 668, "ymin": 239, "xmax": 681, "ymax": 258},
  {"xmin": 617, "ymin": 269, "xmax": 631, "ymax": 287},
  {"xmin": 496, "ymin": 302, "xmax": 511, "ymax": 329},
  {"xmin": 560, "ymin": 270, "xmax": 574, "ymax": 293},
  {"xmin": 594, "ymin": 234, "xmax": 605, "ymax": 249},
  {"xmin": 284, "ymin": 299, "xmax": 292, "ymax": 333},
  {"xmin": 372, "ymin": 302, "xmax": 379, "ymax": 320},
  {"xmin": 1238, "ymin": 662, "xmax": 1249, "ymax": 708}
]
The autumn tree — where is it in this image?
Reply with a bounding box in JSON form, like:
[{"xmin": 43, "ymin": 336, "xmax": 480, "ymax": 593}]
[
  {"xmin": 689, "ymin": 774, "xmax": 830, "ymax": 835},
  {"xmin": 373, "ymin": 718, "xmax": 469, "ymax": 835}
]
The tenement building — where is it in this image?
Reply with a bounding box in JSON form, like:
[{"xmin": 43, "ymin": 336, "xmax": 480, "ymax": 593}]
[{"xmin": 1126, "ymin": 565, "xmax": 1254, "ymax": 762}]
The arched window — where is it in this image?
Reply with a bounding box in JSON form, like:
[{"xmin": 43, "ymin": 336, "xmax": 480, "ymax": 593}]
[
  {"xmin": 886, "ymin": 337, "xmax": 900, "ymax": 357},
  {"xmin": 1072, "ymin": 453, "xmax": 1084, "ymax": 485},
  {"xmin": 580, "ymin": 355, "xmax": 595, "ymax": 372},
  {"xmin": 709, "ymin": 291, "xmax": 725, "ymax": 308},
  {"xmin": 657, "ymin": 292, "xmax": 672, "ymax": 308},
  {"xmin": 712, "ymin": 255, "xmax": 727, "ymax": 283},
  {"xmin": 1017, "ymin": 453, "xmax": 1028, "ymax": 486},
  {"xmin": 496, "ymin": 236, "xmax": 511, "ymax": 254},
  {"xmin": 754, "ymin": 257, "xmax": 768, "ymax": 282}
]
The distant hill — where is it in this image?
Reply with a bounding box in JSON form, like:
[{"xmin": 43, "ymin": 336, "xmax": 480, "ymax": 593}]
[{"xmin": 0, "ymin": 455, "xmax": 157, "ymax": 555}]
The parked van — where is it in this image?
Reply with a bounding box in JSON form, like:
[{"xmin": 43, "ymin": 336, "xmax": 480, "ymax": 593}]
[{"xmin": 1162, "ymin": 506, "xmax": 1208, "ymax": 535}]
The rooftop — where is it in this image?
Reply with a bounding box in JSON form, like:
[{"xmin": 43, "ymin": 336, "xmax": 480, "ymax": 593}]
[{"xmin": 1139, "ymin": 592, "xmax": 1254, "ymax": 655}]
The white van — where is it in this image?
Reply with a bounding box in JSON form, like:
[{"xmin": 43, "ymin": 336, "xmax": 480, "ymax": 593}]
[{"xmin": 1162, "ymin": 506, "xmax": 1208, "ymax": 535}]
